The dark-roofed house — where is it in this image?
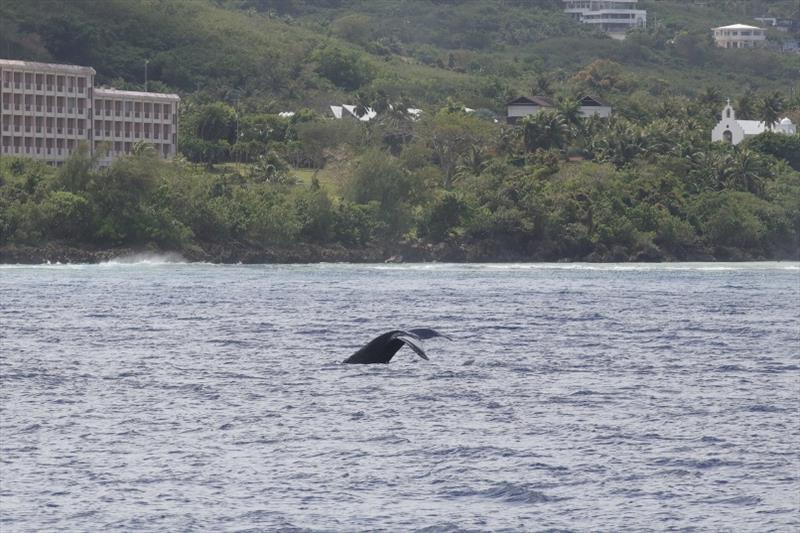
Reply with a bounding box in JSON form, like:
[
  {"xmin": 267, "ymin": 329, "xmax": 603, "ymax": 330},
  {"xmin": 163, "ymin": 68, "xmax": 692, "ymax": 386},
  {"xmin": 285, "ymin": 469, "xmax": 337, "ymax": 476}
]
[
  {"xmin": 506, "ymin": 95, "xmax": 612, "ymax": 124},
  {"xmin": 577, "ymin": 95, "xmax": 612, "ymax": 118},
  {"xmin": 506, "ymin": 96, "xmax": 554, "ymax": 124}
]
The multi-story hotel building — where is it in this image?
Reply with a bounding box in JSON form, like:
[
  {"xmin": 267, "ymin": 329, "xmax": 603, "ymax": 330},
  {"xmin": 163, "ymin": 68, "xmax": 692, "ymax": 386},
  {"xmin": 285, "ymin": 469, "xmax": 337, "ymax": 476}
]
[
  {"xmin": 1, "ymin": 59, "xmax": 179, "ymax": 165},
  {"xmin": 92, "ymin": 87, "xmax": 179, "ymax": 165},
  {"xmin": 563, "ymin": 1, "xmax": 647, "ymax": 39}
]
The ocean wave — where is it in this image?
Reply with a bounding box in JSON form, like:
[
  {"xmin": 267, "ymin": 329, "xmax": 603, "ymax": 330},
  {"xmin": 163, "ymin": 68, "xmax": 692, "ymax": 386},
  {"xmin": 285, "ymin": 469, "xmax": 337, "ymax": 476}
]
[{"xmin": 101, "ymin": 252, "xmax": 188, "ymax": 265}]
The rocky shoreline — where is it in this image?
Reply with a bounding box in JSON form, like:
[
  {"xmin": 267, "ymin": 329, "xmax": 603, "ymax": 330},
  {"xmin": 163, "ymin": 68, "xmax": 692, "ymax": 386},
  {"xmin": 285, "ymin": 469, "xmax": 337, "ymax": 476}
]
[
  {"xmin": 2, "ymin": 240, "xmax": 793, "ymax": 265},
  {"xmin": 0, "ymin": 241, "xmax": 471, "ymax": 265}
]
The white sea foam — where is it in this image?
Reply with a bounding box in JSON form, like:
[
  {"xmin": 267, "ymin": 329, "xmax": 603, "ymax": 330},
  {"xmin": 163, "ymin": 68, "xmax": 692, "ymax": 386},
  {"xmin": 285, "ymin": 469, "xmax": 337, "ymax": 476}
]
[
  {"xmin": 100, "ymin": 252, "xmax": 188, "ymax": 265},
  {"xmin": 363, "ymin": 262, "xmax": 800, "ymax": 272}
]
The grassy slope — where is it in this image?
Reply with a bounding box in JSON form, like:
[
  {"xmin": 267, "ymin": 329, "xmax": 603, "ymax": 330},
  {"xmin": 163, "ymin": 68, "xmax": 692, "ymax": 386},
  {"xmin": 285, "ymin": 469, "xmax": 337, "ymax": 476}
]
[{"xmin": 1, "ymin": 0, "xmax": 797, "ymax": 113}]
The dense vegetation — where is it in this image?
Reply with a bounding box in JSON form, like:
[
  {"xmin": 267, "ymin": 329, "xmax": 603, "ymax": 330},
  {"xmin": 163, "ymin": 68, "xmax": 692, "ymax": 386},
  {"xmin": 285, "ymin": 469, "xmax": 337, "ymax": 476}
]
[{"xmin": 1, "ymin": 0, "xmax": 799, "ymax": 261}]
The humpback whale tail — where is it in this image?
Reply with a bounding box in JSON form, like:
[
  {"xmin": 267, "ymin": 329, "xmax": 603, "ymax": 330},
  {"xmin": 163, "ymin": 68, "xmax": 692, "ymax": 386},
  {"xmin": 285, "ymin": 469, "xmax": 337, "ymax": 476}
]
[{"xmin": 342, "ymin": 328, "xmax": 452, "ymax": 364}]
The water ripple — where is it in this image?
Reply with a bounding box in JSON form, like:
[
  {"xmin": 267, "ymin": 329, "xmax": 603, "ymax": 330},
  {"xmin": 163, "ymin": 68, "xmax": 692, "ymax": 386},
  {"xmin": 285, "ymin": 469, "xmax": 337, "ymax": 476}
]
[{"xmin": 1, "ymin": 262, "xmax": 798, "ymax": 531}]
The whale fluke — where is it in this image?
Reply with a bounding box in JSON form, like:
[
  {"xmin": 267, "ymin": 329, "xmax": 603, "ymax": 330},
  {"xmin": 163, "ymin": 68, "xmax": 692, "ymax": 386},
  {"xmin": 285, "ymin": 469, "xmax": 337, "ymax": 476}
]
[{"xmin": 342, "ymin": 328, "xmax": 451, "ymax": 364}]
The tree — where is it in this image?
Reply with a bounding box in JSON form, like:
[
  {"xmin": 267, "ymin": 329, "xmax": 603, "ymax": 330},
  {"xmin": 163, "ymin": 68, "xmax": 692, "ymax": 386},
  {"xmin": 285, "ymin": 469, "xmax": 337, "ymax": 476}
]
[
  {"xmin": 590, "ymin": 118, "xmax": 644, "ymax": 168},
  {"xmin": 190, "ymin": 102, "xmax": 237, "ymax": 143},
  {"xmin": 331, "ymin": 14, "xmax": 374, "ymax": 46},
  {"xmin": 556, "ymin": 97, "xmax": 582, "ymax": 130},
  {"xmin": 746, "ymin": 131, "xmax": 800, "ymax": 171},
  {"xmin": 420, "ymin": 111, "xmax": 494, "ymax": 188},
  {"xmin": 758, "ymin": 92, "xmax": 785, "ymax": 129},
  {"xmin": 343, "ymin": 149, "xmax": 416, "ymax": 236},
  {"xmin": 570, "ymin": 59, "xmax": 628, "ymax": 94},
  {"xmin": 736, "ymin": 88, "xmax": 757, "ymax": 120},
  {"xmin": 521, "ymin": 111, "xmax": 567, "ymax": 152},
  {"xmin": 724, "ymin": 148, "xmax": 770, "ymax": 196},
  {"xmin": 253, "ymin": 151, "xmax": 293, "ymax": 184},
  {"xmin": 312, "ymin": 45, "xmax": 373, "ymax": 91}
]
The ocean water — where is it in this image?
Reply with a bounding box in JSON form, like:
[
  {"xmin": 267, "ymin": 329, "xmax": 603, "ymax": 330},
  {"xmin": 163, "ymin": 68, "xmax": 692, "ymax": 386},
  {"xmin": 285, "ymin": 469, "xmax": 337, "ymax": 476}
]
[{"xmin": 1, "ymin": 261, "xmax": 799, "ymax": 532}]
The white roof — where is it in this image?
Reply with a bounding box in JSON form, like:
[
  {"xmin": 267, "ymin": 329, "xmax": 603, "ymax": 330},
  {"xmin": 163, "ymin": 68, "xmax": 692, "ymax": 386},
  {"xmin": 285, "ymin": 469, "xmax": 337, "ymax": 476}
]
[
  {"xmin": 713, "ymin": 24, "xmax": 763, "ymax": 30},
  {"xmin": 780, "ymin": 117, "xmax": 793, "ymax": 125},
  {"xmin": 0, "ymin": 58, "xmax": 96, "ymax": 75},
  {"xmin": 343, "ymin": 104, "xmax": 376, "ymax": 121},
  {"xmin": 330, "ymin": 104, "xmax": 376, "ymax": 121},
  {"xmin": 95, "ymin": 87, "xmax": 180, "ymax": 101},
  {"xmin": 737, "ymin": 120, "xmax": 767, "ymax": 136},
  {"xmin": 278, "ymin": 111, "xmax": 295, "ymax": 118}
]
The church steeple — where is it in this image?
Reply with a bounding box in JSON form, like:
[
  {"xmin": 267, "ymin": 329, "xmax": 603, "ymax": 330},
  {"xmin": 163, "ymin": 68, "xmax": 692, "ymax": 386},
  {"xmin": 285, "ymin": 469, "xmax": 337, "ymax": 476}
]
[{"xmin": 723, "ymin": 98, "xmax": 735, "ymax": 120}]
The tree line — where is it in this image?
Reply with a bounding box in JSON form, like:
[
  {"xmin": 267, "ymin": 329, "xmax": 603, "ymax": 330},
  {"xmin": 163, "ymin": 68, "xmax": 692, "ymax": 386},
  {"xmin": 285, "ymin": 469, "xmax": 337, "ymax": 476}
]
[{"xmin": 2, "ymin": 82, "xmax": 798, "ymax": 261}]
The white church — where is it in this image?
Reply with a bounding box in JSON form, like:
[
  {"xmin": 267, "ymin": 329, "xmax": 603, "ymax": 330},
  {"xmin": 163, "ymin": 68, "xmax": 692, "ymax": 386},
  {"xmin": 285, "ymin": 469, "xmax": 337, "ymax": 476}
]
[{"xmin": 712, "ymin": 100, "xmax": 796, "ymax": 145}]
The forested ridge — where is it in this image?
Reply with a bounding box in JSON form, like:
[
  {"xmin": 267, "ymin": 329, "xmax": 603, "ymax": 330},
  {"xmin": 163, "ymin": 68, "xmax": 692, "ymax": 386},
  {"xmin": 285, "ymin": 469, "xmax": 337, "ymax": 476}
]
[{"xmin": 1, "ymin": 0, "xmax": 799, "ymax": 262}]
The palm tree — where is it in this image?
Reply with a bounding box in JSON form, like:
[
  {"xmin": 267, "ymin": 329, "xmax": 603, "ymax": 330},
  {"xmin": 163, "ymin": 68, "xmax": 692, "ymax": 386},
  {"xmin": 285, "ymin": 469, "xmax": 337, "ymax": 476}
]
[
  {"xmin": 556, "ymin": 97, "xmax": 583, "ymax": 131},
  {"xmin": 378, "ymin": 97, "xmax": 416, "ymax": 153},
  {"xmin": 758, "ymin": 92, "xmax": 785, "ymax": 129},
  {"xmin": 534, "ymin": 74, "xmax": 553, "ymax": 97},
  {"xmin": 724, "ymin": 148, "xmax": 769, "ymax": 195},
  {"xmin": 685, "ymin": 149, "xmax": 730, "ymax": 193},
  {"xmin": 352, "ymin": 91, "xmax": 373, "ymax": 120},
  {"xmin": 736, "ymin": 88, "xmax": 757, "ymax": 119},
  {"xmin": 521, "ymin": 111, "xmax": 567, "ymax": 152},
  {"xmin": 591, "ymin": 118, "xmax": 644, "ymax": 168},
  {"xmin": 455, "ymin": 144, "xmax": 490, "ymax": 179},
  {"xmin": 698, "ymin": 86, "xmax": 723, "ymax": 121}
]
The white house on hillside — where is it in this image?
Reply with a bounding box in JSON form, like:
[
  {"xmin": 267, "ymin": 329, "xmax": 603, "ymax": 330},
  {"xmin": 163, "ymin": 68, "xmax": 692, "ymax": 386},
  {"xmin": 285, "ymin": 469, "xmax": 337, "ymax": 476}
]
[
  {"xmin": 711, "ymin": 101, "xmax": 796, "ymax": 145},
  {"xmin": 712, "ymin": 24, "xmax": 767, "ymax": 49},
  {"xmin": 562, "ymin": 0, "xmax": 647, "ymax": 39},
  {"xmin": 506, "ymin": 96, "xmax": 554, "ymax": 124}
]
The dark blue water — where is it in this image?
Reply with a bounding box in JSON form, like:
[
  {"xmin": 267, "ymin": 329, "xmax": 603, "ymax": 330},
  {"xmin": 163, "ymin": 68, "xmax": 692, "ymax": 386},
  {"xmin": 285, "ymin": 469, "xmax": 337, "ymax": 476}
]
[{"xmin": 1, "ymin": 261, "xmax": 799, "ymax": 531}]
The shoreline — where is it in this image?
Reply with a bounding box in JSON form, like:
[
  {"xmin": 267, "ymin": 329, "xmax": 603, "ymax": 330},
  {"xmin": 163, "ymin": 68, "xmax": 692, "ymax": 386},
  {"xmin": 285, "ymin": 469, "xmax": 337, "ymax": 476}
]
[{"xmin": 2, "ymin": 242, "xmax": 795, "ymax": 265}]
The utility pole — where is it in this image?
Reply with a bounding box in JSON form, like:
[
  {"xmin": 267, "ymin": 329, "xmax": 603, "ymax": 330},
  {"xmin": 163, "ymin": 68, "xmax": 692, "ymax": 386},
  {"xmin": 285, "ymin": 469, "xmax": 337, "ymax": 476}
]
[{"xmin": 144, "ymin": 59, "xmax": 149, "ymax": 92}]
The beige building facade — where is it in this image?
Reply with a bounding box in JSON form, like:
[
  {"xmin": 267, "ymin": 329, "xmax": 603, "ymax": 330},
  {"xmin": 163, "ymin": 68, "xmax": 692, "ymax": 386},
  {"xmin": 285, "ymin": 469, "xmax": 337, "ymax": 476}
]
[
  {"xmin": 712, "ymin": 24, "xmax": 767, "ymax": 49},
  {"xmin": 92, "ymin": 88, "xmax": 179, "ymax": 166},
  {"xmin": 1, "ymin": 59, "xmax": 179, "ymax": 165}
]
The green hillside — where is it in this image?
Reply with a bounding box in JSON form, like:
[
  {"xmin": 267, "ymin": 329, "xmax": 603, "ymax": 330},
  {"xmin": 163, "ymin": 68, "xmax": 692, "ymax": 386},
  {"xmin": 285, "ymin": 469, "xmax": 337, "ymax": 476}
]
[{"xmin": 2, "ymin": 0, "xmax": 798, "ymax": 109}]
